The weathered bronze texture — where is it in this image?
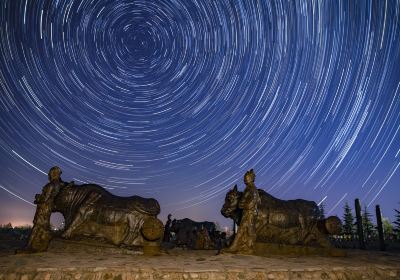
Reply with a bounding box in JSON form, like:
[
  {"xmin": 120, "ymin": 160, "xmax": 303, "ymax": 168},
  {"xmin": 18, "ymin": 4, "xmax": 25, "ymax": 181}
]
[
  {"xmin": 24, "ymin": 167, "xmax": 161, "ymax": 252},
  {"xmin": 141, "ymin": 216, "xmax": 164, "ymax": 256},
  {"xmin": 141, "ymin": 216, "xmax": 164, "ymax": 241},
  {"xmin": 221, "ymin": 170, "xmax": 341, "ymax": 249},
  {"xmin": 55, "ymin": 182, "xmax": 160, "ymax": 247},
  {"xmin": 223, "ymin": 169, "xmax": 260, "ymax": 254},
  {"xmin": 21, "ymin": 167, "xmax": 67, "ymax": 253},
  {"xmin": 195, "ymin": 226, "xmax": 212, "ymax": 249}
]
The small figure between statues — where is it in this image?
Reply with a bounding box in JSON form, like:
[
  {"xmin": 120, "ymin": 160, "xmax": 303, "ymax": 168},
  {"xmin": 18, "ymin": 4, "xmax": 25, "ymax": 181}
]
[
  {"xmin": 195, "ymin": 225, "xmax": 211, "ymax": 249},
  {"xmin": 163, "ymin": 214, "xmax": 172, "ymax": 242}
]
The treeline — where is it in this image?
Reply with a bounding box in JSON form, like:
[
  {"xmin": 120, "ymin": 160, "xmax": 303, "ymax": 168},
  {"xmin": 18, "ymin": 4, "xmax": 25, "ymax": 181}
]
[
  {"xmin": 340, "ymin": 202, "xmax": 400, "ymax": 241},
  {"xmin": 318, "ymin": 200, "xmax": 400, "ymax": 251},
  {"xmin": 0, "ymin": 223, "xmax": 31, "ymax": 240}
]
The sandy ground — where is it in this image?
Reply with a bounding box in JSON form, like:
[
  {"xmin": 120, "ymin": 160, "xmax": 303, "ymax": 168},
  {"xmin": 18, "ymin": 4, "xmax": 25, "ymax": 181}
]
[{"xmin": 0, "ymin": 238, "xmax": 399, "ymax": 279}]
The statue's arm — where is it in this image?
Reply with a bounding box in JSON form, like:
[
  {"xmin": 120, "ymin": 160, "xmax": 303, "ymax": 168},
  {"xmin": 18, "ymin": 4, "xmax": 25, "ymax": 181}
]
[
  {"xmin": 34, "ymin": 184, "xmax": 55, "ymax": 204},
  {"xmin": 238, "ymin": 188, "xmax": 258, "ymax": 210},
  {"xmin": 238, "ymin": 190, "xmax": 251, "ymax": 209},
  {"xmin": 62, "ymin": 181, "xmax": 74, "ymax": 188}
]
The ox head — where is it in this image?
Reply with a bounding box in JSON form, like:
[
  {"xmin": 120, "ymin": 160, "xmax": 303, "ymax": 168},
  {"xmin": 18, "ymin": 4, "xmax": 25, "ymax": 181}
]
[{"xmin": 221, "ymin": 185, "xmax": 242, "ymax": 225}]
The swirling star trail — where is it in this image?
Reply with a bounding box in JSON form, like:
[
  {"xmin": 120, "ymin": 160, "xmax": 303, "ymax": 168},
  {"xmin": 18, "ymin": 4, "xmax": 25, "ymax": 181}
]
[{"xmin": 0, "ymin": 0, "xmax": 399, "ymax": 227}]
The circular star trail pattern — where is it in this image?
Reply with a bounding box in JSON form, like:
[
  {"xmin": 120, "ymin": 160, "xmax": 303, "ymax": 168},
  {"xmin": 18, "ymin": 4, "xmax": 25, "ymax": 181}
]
[{"xmin": 0, "ymin": 0, "xmax": 399, "ymax": 226}]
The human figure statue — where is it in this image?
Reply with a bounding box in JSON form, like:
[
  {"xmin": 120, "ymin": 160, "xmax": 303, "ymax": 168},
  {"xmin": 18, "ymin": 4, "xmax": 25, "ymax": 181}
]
[
  {"xmin": 195, "ymin": 225, "xmax": 211, "ymax": 249},
  {"xmin": 215, "ymin": 232, "xmax": 227, "ymax": 255},
  {"xmin": 224, "ymin": 169, "xmax": 260, "ymax": 254},
  {"xmin": 22, "ymin": 166, "xmax": 72, "ymax": 253},
  {"xmin": 163, "ymin": 214, "xmax": 172, "ymax": 242}
]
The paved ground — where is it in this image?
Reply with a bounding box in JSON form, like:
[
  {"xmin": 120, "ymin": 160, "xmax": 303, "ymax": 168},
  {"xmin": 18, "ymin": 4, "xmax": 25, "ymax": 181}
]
[{"xmin": 1, "ymin": 239, "xmax": 399, "ymax": 279}]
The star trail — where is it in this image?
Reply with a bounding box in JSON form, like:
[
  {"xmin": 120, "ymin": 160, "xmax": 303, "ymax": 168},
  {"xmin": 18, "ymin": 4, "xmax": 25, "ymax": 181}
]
[{"xmin": 0, "ymin": 0, "xmax": 399, "ymax": 227}]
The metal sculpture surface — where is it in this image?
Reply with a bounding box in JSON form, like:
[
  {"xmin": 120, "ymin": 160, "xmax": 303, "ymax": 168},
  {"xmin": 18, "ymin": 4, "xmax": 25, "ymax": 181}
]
[
  {"xmin": 55, "ymin": 182, "xmax": 160, "ymax": 246},
  {"xmin": 221, "ymin": 171, "xmax": 341, "ymax": 249},
  {"xmin": 24, "ymin": 167, "xmax": 161, "ymax": 251},
  {"xmin": 195, "ymin": 226, "xmax": 212, "ymax": 250},
  {"xmin": 141, "ymin": 217, "xmax": 164, "ymax": 242},
  {"xmin": 223, "ymin": 169, "xmax": 260, "ymax": 254},
  {"xmin": 22, "ymin": 166, "xmax": 68, "ymax": 252}
]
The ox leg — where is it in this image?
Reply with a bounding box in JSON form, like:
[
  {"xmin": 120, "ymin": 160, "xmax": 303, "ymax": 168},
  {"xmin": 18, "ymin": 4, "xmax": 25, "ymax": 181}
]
[
  {"xmin": 62, "ymin": 193, "xmax": 100, "ymax": 239},
  {"xmin": 302, "ymin": 224, "xmax": 332, "ymax": 248},
  {"xmin": 296, "ymin": 215, "xmax": 311, "ymax": 245},
  {"xmin": 122, "ymin": 213, "xmax": 144, "ymax": 246},
  {"xmin": 62, "ymin": 206, "xmax": 94, "ymax": 238}
]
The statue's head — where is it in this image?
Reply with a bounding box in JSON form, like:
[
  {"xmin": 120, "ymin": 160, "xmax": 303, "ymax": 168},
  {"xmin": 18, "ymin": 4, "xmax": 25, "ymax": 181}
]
[
  {"xmin": 244, "ymin": 169, "xmax": 255, "ymax": 185},
  {"xmin": 48, "ymin": 166, "xmax": 62, "ymax": 182}
]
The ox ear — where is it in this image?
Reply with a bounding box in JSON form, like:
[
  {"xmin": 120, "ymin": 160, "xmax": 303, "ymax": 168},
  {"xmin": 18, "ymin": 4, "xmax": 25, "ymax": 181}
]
[{"xmin": 233, "ymin": 185, "xmax": 238, "ymax": 191}]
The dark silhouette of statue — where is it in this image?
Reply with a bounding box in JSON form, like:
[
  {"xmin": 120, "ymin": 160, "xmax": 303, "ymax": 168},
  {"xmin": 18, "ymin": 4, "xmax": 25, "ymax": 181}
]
[
  {"xmin": 215, "ymin": 231, "xmax": 227, "ymax": 255},
  {"xmin": 221, "ymin": 170, "xmax": 341, "ymax": 250},
  {"xmin": 170, "ymin": 218, "xmax": 215, "ymax": 248},
  {"xmin": 223, "ymin": 169, "xmax": 260, "ymax": 254},
  {"xmin": 163, "ymin": 214, "xmax": 172, "ymax": 242}
]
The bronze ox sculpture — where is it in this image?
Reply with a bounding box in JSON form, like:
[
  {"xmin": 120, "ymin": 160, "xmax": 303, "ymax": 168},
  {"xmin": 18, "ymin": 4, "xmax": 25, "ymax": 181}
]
[
  {"xmin": 23, "ymin": 167, "xmax": 161, "ymax": 253},
  {"xmin": 55, "ymin": 183, "xmax": 160, "ymax": 246},
  {"xmin": 221, "ymin": 185, "xmax": 341, "ymax": 248}
]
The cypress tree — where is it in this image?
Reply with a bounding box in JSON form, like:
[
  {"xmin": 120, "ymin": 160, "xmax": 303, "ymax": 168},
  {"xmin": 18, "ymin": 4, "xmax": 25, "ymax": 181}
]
[
  {"xmin": 382, "ymin": 217, "xmax": 394, "ymax": 239},
  {"xmin": 317, "ymin": 203, "xmax": 326, "ymax": 220},
  {"xmin": 342, "ymin": 201, "xmax": 354, "ymax": 236},
  {"xmin": 362, "ymin": 205, "xmax": 374, "ymax": 239}
]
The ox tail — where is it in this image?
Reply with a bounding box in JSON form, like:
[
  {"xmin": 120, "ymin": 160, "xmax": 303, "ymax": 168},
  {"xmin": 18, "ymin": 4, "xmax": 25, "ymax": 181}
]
[{"xmin": 317, "ymin": 216, "xmax": 341, "ymax": 235}]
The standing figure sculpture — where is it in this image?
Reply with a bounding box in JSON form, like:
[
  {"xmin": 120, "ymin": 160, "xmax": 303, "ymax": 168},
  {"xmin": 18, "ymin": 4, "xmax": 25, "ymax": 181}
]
[
  {"xmin": 195, "ymin": 226, "xmax": 211, "ymax": 249},
  {"xmin": 221, "ymin": 172, "xmax": 342, "ymax": 250},
  {"xmin": 163, "ymin": 214, "xmax": 172, "ymax": 242},
  {"xmin": 23, "ymin": 166, "xmax": 72, "ymax": 253},
  {"xmin": 224, "ymin": 169, "xmax": 260, "ymax": 254}
]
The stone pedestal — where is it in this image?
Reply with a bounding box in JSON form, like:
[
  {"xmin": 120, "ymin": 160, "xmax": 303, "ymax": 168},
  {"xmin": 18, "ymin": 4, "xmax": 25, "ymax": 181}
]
[{"xmin": 143, "ymin": 240, "xmax": 162, "ymax": 256}]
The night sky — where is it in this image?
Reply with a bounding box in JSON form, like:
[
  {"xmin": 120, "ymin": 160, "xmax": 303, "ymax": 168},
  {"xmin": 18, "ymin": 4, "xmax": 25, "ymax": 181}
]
[{"xmin": 0, "ymin": 0, "xmax": 399, "ymax": 229}]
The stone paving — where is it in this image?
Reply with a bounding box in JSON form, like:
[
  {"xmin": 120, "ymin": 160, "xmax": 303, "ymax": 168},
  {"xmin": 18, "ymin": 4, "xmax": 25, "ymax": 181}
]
[{"xmin": 0, "ymin": 239, "xmax": 399, "ymax": 279}]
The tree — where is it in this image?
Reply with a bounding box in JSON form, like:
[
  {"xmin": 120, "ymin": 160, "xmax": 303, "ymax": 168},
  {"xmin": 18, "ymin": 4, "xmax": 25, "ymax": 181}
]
[
  {"xmin": 342, "ymin": 201, "xmax": 354, "ymax": 236},
  {"xmin": 317, "ymin": 203, "xmax": 326, "ymax": 220},
  {"xmin": 214, "ymin": 222, "xmax": 222, "ymax": 232},
  {"xmin": 382, "ymin": 217, "xmax": 393, "ymax": 239},
  {"xmin": 362, "ymin": 206, "xmax": 374, "ymax": 239},
  {"xmin": 394, "ymin": 208, "xmax": 400, "ymax": 239}
]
